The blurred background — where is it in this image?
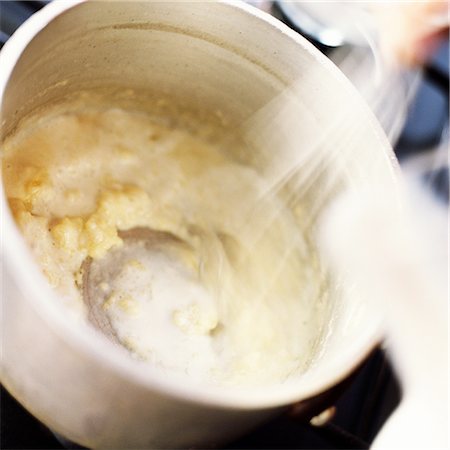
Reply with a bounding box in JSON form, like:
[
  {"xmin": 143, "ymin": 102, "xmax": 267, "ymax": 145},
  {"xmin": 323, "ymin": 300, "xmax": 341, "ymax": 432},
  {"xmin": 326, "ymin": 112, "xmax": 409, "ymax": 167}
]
[{"xmin": 1, "ymin": 1, "xmax": 448, "ymax": 449}]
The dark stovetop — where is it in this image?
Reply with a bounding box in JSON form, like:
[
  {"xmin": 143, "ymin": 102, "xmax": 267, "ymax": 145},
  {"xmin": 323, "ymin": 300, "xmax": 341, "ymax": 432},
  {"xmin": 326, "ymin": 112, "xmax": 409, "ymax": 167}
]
[{"xmin": 1, "ymin": 2, "xmax": 448, "ymax": 449}]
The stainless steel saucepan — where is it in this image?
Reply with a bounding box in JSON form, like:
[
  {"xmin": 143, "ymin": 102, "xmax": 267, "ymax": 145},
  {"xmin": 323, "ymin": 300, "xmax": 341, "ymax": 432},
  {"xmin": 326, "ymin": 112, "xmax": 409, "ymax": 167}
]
[{"xmin": 0, "ymin": 1, "xmax": 398, "ymax": 448}]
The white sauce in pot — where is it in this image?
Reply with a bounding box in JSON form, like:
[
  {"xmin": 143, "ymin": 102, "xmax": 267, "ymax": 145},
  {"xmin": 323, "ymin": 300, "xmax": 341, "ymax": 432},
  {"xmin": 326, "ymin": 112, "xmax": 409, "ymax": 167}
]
[{"xmin": 3, "ymin": 106, "xmax": 326, "ymax": 385}]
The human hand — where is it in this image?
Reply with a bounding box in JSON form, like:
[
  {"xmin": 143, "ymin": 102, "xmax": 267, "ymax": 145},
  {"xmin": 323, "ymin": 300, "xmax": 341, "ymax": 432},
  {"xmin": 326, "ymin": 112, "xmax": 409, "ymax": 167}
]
[{"xmin": 372, "ymin": 1, "xmax": 449, "ymax": 66}]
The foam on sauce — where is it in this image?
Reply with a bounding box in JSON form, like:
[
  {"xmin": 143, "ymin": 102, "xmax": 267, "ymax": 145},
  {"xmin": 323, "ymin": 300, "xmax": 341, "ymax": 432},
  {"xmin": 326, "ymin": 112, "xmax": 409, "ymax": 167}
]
[{"xmin": 3, "ymin": 107, "xmax": 325, "ymax": 385}]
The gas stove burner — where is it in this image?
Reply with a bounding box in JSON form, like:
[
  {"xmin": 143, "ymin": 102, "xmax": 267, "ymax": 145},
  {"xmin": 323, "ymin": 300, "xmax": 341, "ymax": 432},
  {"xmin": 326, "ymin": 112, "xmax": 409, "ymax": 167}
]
[{"xmin": 274, "ymin": 1, "xmax": 376, "ymax": 50}]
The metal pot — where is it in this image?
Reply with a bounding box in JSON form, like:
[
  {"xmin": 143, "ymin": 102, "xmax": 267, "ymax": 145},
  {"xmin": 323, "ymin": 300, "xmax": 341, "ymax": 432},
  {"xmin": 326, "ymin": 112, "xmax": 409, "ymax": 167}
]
[{"xmin": 0, "ymin": 1, "xmax": 398, "ymax": 448}]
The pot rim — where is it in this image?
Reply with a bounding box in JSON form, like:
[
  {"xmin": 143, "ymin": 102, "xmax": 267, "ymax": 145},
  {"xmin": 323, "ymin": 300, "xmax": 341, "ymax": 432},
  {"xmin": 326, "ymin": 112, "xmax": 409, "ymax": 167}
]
[{"xmin": 0, "ymin": 0, "xmax": 397, "ymax": 410}]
